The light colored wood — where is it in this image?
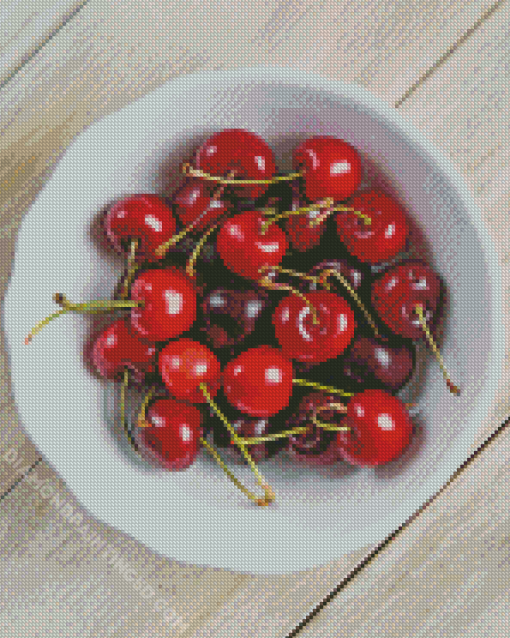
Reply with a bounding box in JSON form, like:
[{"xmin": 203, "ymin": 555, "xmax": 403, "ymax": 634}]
[
  {"xmin": 0, "ymin": 0, "xmax": 86, "ymax": 85},
  {"xmin": 298, "ymin": 1, "xmax": 510, "ymax": 635},
  {"xmin": 0, "ymin": 1, "xmax": 507, "ymax": 637}
]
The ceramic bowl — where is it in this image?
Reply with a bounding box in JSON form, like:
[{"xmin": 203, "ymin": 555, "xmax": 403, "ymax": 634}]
[{"xmin": 3, "ymin": 66, "xmax": 504, "ymax": 574}]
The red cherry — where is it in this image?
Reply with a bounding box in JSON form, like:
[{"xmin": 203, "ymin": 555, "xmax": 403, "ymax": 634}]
[
  {"xmin": 194, "ymin": 128, "xmax": 277, "ymax": 200},
  {"xmin": 292, "ymin": 136, "xmax": 362, "ymax": 203},
  {"xmin": 284, "ymin": 189, "xmax": 326, "ymax": 252},
  {"xmin": 272, "ymin": 291, "xmax": 357, "ymax": 364},
  {"xmin": 159, "ymin": 338, "xmax": 220, "ymax": 403},
  {"xmin": 222, "ymin": 345, "xmax": 294, "ymax": 417},
  {"xmin": 335, "ymin": 389, "xmax": 413, "ymax": 466},
  {"xmin": 130, "ymin": 268, "xmax": 197, "ymax": 342},
  {"xmin": 89, "ymin": 317, "xmax": 157, "ymax": 383},
  {"xmin": 136, "ymin": 398, "xmax": 203, "ymax": 470},
  {"xmin": 216, "ymin": 210, "xmax": 289, "ymax": 281},
  {"xmin": 336, "ymin": 190, "xmax": 409, "ymax": 264},
  {"xmin": 371, "ymin": 259, "xmax": 442, "ymax": 340},
  {"xmin": 171, "ymin": 179, "xmax": 232, "ymax": 234},
  {"xmin": 104, "ymin": 194, "xmax": 177, "ymax": 263}
]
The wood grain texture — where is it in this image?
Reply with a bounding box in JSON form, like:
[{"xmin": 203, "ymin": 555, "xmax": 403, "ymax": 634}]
[
  {"xmin": 0, "ymin": 0, "xmax": 507, "ymax": 637},
  {"xmin": 0, "ymin": 0, "xmax": 86, "ymax": 85},
  {"xmin": 298, "ymin": 1, "xmax": 510, "ymax": 635}
]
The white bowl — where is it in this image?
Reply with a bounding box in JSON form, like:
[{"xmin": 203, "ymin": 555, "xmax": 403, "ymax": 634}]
[{"xmin": 3, "ymin": 67, "xmax": 505, "ymax": 575}]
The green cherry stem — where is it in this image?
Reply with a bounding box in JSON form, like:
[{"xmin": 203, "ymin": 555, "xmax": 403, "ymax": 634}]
[
  {"xmin": 311, "ymin": 402, "xmax": 352, "ymax": 431},
  {"xmin": 120, "ymin": 238, "xmax": 140, "ymax": 300},
  {"xmin": 318, "ymin": 268, "xmax": 380, "ymax": 338},
  {"xmin": 181, "ymin": 163, "xmax": 301, "ymax": 185},
  {"xmin": 120, "ymin": 367, "xmax": 142, "ymax": 454},
  {"xmin": 185, "ymin": 222, "xmax": 221, "ymax": 278},
  {"xmin": 199, "ymin": 383, "xmax": 275, "ymax": 506},
  {"xmin": 414, "ymin": 304, "xmax": 460, "ymax": 395},
  {"xmin": 292, "ymin": 378, "xmax": 355, "ymax": 396},
  {"xmin": 25, "ymin": 294, "xmax": 144, "ymax": 344}
]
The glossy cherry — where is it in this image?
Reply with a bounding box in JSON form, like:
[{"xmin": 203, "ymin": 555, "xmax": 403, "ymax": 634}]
[
  {"xmin": 129, "ymin": 267, "xmax": 197, "ymax": 342},
  {"xmin": 216, "ymin": 210, "xmax": 289, "ymax": 281},
  {"xmin": 272, "ymin": 290, "xmax": 357, "ymax": 364},
  {"xmin": 135, "ymin": 398, "xmax": 203, "ymax": 470},
  {"xmin": 284, "ymin": 188, "xmax": 327, "ymax": 252},
  {"xmin": 171, "ymin": 179, "xmax": 232, "ymax": 234},
  {"xmin": 104, "ymin": 194, "xmax": 177, "ymax": 263},
  {"xmin": 286, "ymin": 392, "xmax": 345, "ymax": 466},
  {"xmin": 200, "ymin": 287, "xmax": 268, "ymax": 350},
  {"xmin": 336, "ymin": 189, "xmax": 409, "ymax": 264},
  {"xmin": 193, "ymin": 128, "xmax": 277, "ymax": 200},
  {"xmin": 335, "ymin": 389, "xmax": 413, "ymax": 467},
  {"xmin": 222, "ymin": 345, "xmax": 294, "ymax": 417},
  {"xmin": 88, "ymin": 317, "xmax": 157, "ymax": 384},
  {"xmin": 341, "ymin": 334, "xmax": 415, "ymax": 393},
  {"xmin": 159, "ymin": 338, "xmax": 221, "ymax": 403},
  {"xmin": 292, "ymin": 136, "xmax": 362, "ymax": 203},
  {"xmin": 371, "ymin": 259, "xmax": 442, "ymax": 341}
]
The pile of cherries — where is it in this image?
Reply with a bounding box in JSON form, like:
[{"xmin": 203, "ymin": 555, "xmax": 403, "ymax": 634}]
[{"xmin": 26, "ymin": 128, "xmax": 460, "ymax": 506}]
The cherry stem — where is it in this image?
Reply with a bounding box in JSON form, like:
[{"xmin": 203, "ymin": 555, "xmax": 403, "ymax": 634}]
[
  {"xmin": 318, "ymin": 268, "xmax": 380, "ymax": 338},
  {"xmin": 24, "ymin": 294, "xmax": 143, "ymax": 344},
  {"xmin": 312, "ymin": 402, "xmax": 352, "ymax": 431},
  {"xmin": 233, "ymin": 426, "xmax": 309, "ymax": 445},
  {"xmin": 181, "ymin": 163, "xmax": 301, "ymax": 185},
  {"xmin": 199, "ymin": 437, "xmax": 275, "ymax": 506},
  {"xmin": 260, "ymin": 197, "xmax": 371, "ymax": 233},
  {"xmin": 120, "ymin": 367, "xmax": 142, "ymax": 454},
  {"xmin": 292, "ymin": 378, "xmax": 355, "ymax": 396},
  {"xmin": 185, "ymin": 222, "xmax": 221, "ymax": 278},
  {"xmin": 135, "ymin": 384, "xmax": 156, "ymax": 428},
  {"xmin": 258, "ymin": 265, "xmax": 320, "ymax": 325},
  {"xmin": 414, "ymin": 304, "xmax": 460, "ymax": 395},
  {"xmin": 199, "ymin": 383, "xmax": 274, "ymax": 506},
  {"xmin": 120, "ymin": 238, "xmax": 140, "ymax": 300}
]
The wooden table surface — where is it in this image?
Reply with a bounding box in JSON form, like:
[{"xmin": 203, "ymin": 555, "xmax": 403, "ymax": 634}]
[{"xmin": 1, "ymin": 1, "xmax": 510, "ymax": 636}]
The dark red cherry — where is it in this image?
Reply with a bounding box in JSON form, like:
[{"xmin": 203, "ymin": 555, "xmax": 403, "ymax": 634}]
[
  {"xmin": 200, "ymin": 287, "xmax": 268, "ymax": 350},
  {"xmin": 292, "ymin": 136, "xmax": 362, "ymax": 203},
  {"xmin": 216, "ymin": 210, "xmax": 289, "ymax": 281},
  {"xmin": 335, "ymin": 389, "xmax": 413, "ymax": 467},
  {"xmin": 171, "ymin": 179, "xmax": 232, "ymax": 234},
  {"xmin": 104, "ymin": 194, "xmax": 177, "ymax": 263},
  {"xmin": 341, "ymin": 334, "xmax": 415, "ymax": 393},
  {"xmin": 305, "ymin": 259, "xmax": 365, "ymax": 293},
  {"xmin": 286, "ymin": 392, "xmax": 345, "ymax": 466},
  {"xmin": 222, "ymin": 345, "xmax": 294, "ymax": 417},
  {"xmin": 371, "ymin": 259, "xmax": 442, "ymax": 340},
  {"xmin": 336, "ymin": 190, "xmax": 409, "ymax": 264},
  {"xmin": 130, "ymin": 267, "xmax": 197, "ymax": 342},
  {"xmin": 159, "ymin": 338, "xmax": 220, "ymax": 404},
  {"xmin": 89, "ymin": 317, "xmax": 157, "ymax": 383},
  {"xmin": 284, "ymin": 188, "xmax": 327, "ymax": 252},
  {"xmin": 135, "ymin": 398, "xmax": 203, "ymax": 470},
  {"xmin": 272, "ymin": 291, "xmax": 357, "ymax": 364},
  {"xmin": 212, "ymin": 416, "xmax": 282, "ymax": 465},
  {"xmin": 194, "ymin": 128, "xmax": 277, "ymax": 200}
]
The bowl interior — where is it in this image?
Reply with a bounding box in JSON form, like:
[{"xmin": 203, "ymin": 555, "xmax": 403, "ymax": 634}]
[{"xmin": 3, "ymin": 68, "xmax": 501, "ymax": 574}]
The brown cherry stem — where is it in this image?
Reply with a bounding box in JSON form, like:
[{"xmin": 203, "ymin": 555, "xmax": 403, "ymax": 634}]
[
  {"xmin": 414, "ymin": 304, "xmax": 460, "ymax": 395},
  {"xmin": 199, "ymin": 383, "xmax": 275, "ymax": 506},
  {"xmin": 181, "ymin": 163, "xmax": 301, "ymax": 185},
  {"xmin": 25, "ymin": 294, "xmax": 144, "ymax": 344},
  {"xmin": 258, "ymin": 265, "xmax": 320, "ymax": 325},
  {"xmin": 185, "ymin": 222, "xmax": 221, "ymax": 278},
  {"xmin": 318, "ymin": 268, "xmax": 380, "ymax": 338},
  {"xmin": 135, "ymin": 384, "xmax": 156, "ymax": 428},
  {"xmin": 120, "ymin": 238, "xmax": 140, "ymax": 300}
]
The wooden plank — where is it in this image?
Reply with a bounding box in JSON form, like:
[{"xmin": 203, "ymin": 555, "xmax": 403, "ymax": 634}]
[
  {"xmin": 0, "ymin": 1, "xmax": 505, "ymax": 637},
  {"xmin": 0, "ymin": 0, "xmax": 86, "ymax": 85},
  {"xmin": 297, "ymin": 1, "xmax": 510, "ymax": 635}
]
